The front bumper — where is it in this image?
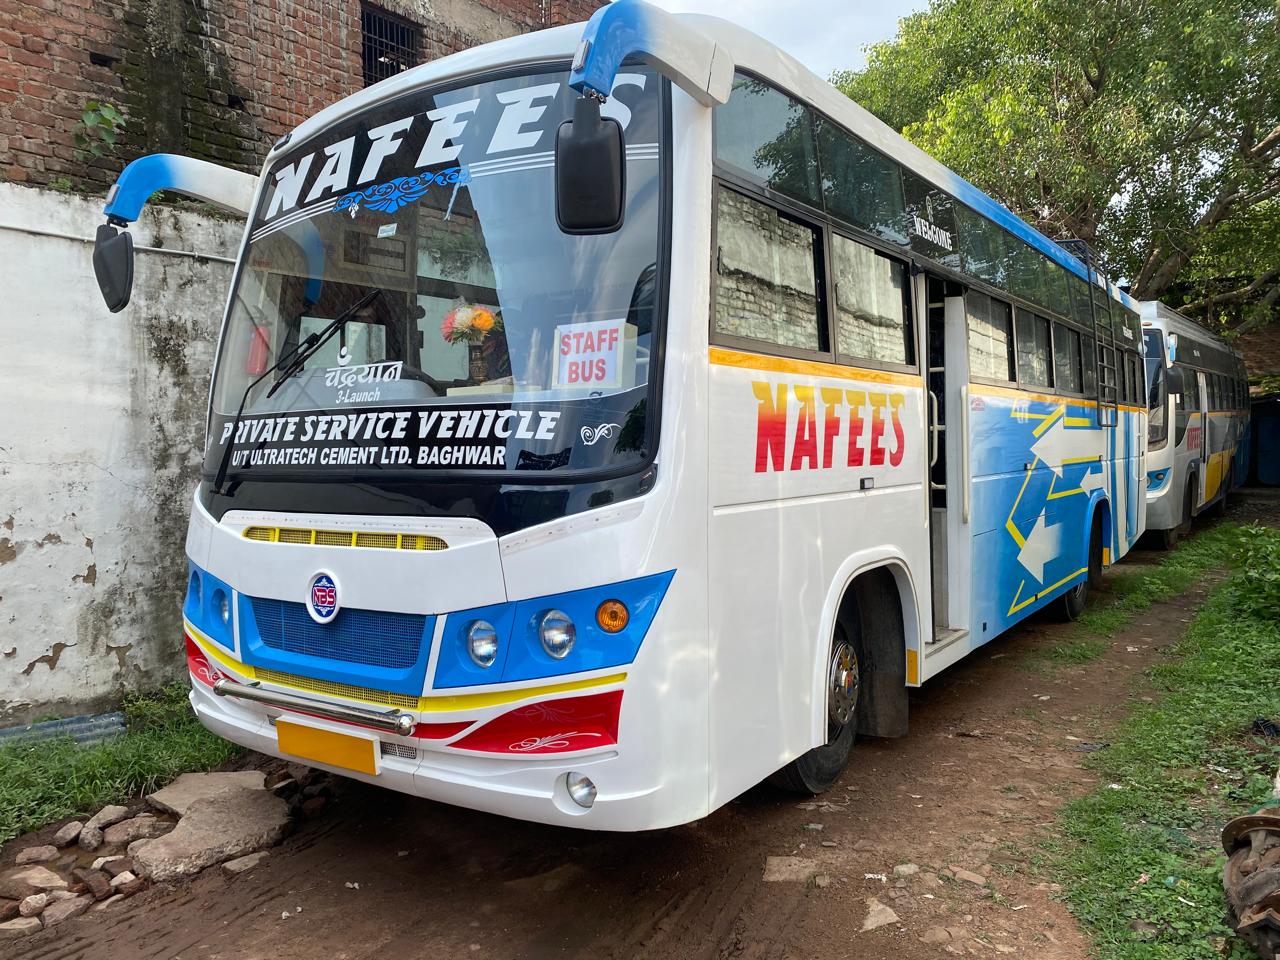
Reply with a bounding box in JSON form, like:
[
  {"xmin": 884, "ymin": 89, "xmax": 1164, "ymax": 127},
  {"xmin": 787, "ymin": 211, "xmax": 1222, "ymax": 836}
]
[{"xmin": 186, "ymin": 634, "xmax": 669, "ymax": 830}]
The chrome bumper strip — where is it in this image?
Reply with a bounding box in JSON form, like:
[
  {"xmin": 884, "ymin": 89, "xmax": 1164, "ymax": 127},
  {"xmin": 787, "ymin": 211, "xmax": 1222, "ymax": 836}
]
[{"xmin": 212, "ymin": 678, "xmax": 416, "ymax": 736}]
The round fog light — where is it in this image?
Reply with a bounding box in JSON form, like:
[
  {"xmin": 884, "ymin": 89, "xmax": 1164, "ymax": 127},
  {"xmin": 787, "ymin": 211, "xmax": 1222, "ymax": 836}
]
[
  {"xmin": 467, "ymin": 620, "xmax": 499, "ymax": 668},
  {"xmin": 566, "ymin": 771, "xmax": 596, "ymax": 809},
  {"xmin": 540, "ymin": 609, "xmax": 575, "ymax": 659}
]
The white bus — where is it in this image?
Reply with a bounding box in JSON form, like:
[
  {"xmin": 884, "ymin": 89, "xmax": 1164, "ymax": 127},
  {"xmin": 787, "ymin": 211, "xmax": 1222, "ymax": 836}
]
[
  {"xmin": 91, "ymin": 0, "xmax": 1146, "ymax": 830},
  {"xmin": 1141, "ymin": 301, "xmax": 1248, "ymax": 548}
]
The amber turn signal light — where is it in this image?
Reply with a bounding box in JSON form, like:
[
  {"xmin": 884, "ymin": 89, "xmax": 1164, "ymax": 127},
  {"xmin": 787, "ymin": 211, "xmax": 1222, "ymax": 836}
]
[{"xmin": 596, "ymin": 599, "xmax": 629, "ymax": 633}]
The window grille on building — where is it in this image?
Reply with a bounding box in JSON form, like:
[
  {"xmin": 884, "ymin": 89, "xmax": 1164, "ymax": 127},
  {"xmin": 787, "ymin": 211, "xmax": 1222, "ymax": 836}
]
[{"xmin": 361, "ymin": 6, "xmax": 419, "ymax": 88}]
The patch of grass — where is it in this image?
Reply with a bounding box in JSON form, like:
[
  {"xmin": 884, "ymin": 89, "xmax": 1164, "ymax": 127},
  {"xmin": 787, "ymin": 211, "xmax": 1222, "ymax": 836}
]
[
  {"xmin": 1078, "ymin": 522, "xmax": 1243, "ymax": 638},
  {"xmin": 1039, "ymin": 637, "xmax": 1109, "ymax": 666},
  {"xmin": 0, "ymin": 683, "xmax": 239, "ymax": 845},
  {"xmin": 1047, "ymin": 523, "xmax": 1280, "ymax": 959}
]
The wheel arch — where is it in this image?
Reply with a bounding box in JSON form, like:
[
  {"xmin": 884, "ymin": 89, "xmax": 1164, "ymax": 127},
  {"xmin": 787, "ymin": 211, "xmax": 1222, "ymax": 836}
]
[
  {"xmin": 809, "ymin": 552, "xmax": 918, "ymax": 747},
  {"xmin": 1085, "ymin": 492, "xmax": 1112, "ymax": 566}
]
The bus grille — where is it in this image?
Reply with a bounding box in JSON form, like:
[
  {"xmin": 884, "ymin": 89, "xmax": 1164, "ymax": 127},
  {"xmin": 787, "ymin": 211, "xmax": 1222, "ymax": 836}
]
[
  {"xmin": 380, "ymin": 742, "xmax": 418, "ymax": 760},
  {"xmin": 256, "ymin": 667, "xmax": 420, "ymax": 709},
  {"xmin": 243, "ymin": 526, "xmax": 447, "ymax": 551},
  {"xmin": 249, "ymin": 599, "xmax": 426, "ymax": 670}
]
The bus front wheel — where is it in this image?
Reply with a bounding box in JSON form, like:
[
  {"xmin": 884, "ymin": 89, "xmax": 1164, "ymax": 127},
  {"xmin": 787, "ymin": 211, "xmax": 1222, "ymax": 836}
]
[{"xmin": 768, "ymin": 623, "xmax": 860, "ymax": 794}]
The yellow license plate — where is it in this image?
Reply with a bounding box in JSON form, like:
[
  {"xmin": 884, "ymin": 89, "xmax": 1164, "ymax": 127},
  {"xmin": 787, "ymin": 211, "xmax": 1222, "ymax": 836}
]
[{"xmin": 276, "ymin": 720, "xmax": 378, "ymax": 776}]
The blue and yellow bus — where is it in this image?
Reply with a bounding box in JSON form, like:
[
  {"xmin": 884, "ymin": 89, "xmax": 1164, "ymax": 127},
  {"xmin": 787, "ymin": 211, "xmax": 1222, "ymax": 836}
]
[{"xmin": 91, "ymin": 0, "xmax": 1146, "ymax": 828}]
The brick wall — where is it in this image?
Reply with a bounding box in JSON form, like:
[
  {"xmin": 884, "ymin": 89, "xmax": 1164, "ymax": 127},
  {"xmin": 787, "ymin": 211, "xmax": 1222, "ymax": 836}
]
[
  {"xmin": 1238, "ymin": 324, "xmax": 1280, "ymax": 381},
  {"xmin": 0, "ymin": 0, "xmax": 604, "ymax": 191}
]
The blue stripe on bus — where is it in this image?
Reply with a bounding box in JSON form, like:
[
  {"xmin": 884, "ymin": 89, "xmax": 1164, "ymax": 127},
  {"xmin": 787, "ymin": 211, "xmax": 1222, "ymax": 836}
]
[{"xmin": 930, "ymin": 168, "xmax": 1140, "ymax": 312}]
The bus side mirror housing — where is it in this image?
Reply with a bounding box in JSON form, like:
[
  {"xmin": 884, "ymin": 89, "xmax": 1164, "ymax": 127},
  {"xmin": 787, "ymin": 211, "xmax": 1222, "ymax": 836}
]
[
  {"xmin": 1165, "ymin": 364, "xmax": 1184, "ymax": 397},
  {"xmin": 93, "ymin": 223, "xmax": 134, "ymax": 313},
  {"xmin": 555, "ymin": 96, "xmax": 625, "ymax": 234}
]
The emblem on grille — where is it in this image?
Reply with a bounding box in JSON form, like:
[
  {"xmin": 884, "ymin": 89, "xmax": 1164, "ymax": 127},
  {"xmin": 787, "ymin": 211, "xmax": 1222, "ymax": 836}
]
[{"xmin": 307, "ymin": 572, "xmax": 339, "ymax": 624}]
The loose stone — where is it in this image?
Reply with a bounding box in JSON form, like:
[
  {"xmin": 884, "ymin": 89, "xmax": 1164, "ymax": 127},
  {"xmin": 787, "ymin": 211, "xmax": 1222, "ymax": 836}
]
[
  {"xmin": 52, "ymin": 821, "xmax": 83, "ymax": 847},
  {"xmin": 0, "ymin": 917, "xmax": 42, "ymax": 939},
  {"xmin": 40, "ymin": 894, "xmax": 93, "ymax": 926},
  {"xmin": 861, "ymin": 897, "xmax": 899, "ymax": 932},
  {"xmin": 71, "ymin": 868, "xmax": 113, "ymax": 901},
  {"xmin": 15, "ymin": 846, "xmax": 58, "ymax": 865}
]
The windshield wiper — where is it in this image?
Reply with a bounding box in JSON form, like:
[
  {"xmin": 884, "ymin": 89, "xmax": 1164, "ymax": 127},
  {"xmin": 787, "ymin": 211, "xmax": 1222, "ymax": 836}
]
[{"xmin": 212, "ymin": 289, "xmax": 382, "ymax": 494}]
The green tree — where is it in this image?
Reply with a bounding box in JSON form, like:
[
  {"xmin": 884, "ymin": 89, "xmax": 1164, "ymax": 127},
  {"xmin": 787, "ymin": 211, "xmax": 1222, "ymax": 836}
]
[{"xmin": 834, "ymin": 0, "xmax": 1280, "ymax": 317}]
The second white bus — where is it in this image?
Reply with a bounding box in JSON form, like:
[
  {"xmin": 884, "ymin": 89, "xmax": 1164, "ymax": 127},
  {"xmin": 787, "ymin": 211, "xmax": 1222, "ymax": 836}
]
[{"xmin": 1142, "ymin": 301, "xmax": 1248, "ymax": 547}]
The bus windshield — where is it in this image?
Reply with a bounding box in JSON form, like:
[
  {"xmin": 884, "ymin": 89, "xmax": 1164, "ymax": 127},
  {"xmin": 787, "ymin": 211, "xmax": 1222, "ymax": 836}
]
[
  {"xmin": 1143, "ymin": 329, "xmax": 1167, "ymax": 446},
  {"xmin": 207, "ymin": 66, "xmax": 664, "ymax": 480}
]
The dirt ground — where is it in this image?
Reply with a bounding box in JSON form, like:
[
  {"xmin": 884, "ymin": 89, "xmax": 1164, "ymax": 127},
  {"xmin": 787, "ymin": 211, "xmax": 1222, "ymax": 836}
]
[{"xmin": 12, "ymin": 492, "xmax": 1278, "ymax": 960}]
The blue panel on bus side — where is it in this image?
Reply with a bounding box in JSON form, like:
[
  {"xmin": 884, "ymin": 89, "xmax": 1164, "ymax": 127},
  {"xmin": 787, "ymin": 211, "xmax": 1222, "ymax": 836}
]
[
  {"xmin": 965, "ymin": 390, "xmax": 1117, "ymax": 640},
  {"xmin": 184, "ymin": 561, "xmax": 235, "ymax": 651},
  {"xmin": 235, "ymin": 593, "xmax": 435, "ymax": 698},
  {"xmin": 433, "ymin": 570, "xmax": 676, "ymax": 688}
]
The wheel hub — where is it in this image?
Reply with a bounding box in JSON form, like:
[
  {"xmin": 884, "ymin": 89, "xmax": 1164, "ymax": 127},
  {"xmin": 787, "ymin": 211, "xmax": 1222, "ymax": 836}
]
[{"xmin": 827, "ymin": 641, "xmax": 859, "ymax": 729}]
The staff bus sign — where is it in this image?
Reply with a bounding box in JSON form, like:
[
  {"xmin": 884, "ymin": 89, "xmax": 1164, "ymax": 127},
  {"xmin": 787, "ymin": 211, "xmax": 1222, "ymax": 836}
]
[{"xmin": 553, "ymin": 318, "xmax": 629, "ymax": 390}]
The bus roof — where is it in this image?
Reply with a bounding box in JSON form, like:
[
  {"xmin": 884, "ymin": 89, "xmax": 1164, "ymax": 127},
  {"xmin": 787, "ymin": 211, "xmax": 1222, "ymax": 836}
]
[
  {"xmin": 273, "ymin": 8, "xmax": 1137, "ymax": 314},
  {"xmin": 1140, "ymin": 301, "xmax": 1243, "ymax": 360}
]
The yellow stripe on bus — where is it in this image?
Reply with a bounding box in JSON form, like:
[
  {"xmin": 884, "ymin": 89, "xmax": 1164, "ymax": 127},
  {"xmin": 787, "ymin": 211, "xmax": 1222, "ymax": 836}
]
[
  {"xmin": 184, "ymin": 621, "xmax": 626, "ymax": 713},
  {"xmin": 1007, "ymin": 567, "xmax": 1089, "ymax": 616},
  {"xmin": 708, "ymin": 347, "xmax": 923, "ymax": 387},
  {"xmin": 969, "ymin": 382, "xmax": 1145, "ymax": 413}
]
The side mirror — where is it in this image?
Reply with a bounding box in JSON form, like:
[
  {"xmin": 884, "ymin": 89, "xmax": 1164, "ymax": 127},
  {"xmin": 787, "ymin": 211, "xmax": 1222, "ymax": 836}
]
[
  {"xmin": 1165, "ymin": 364, "xmax": 1184, "ymax": 397},
  {"xmin": 93, "ymin": 223, "xmax": 134, "ymax": 313},
  {"xmin": 555, "ymin": 96, "xmax": 625, "ymax": 234}
]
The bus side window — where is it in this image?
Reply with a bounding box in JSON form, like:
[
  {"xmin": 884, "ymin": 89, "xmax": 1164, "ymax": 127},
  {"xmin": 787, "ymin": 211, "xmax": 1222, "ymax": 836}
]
[
  {"xmin": 1082, "ymin": 333, "xmax": 1097, "ymax": 396},
  {"xmin": 712, "ymin": 188, "xmax": 825, "ymax": 353},
  {"xmin": 818, "ymin": 119, "xmax": 908, "ymax": 246},
  {"xmin": 1015, "ymin": 309, "xmax": 1052, "ymax": 388},
  {"xmin": 714, "ymin": 73, "xmax": 820, "ymax": 207},
  {"xmin": 830, "ymin": 233, "xmax": 912, "ymax": 366},
  {"xmin": 956, "ymin": 206, "xmax": 1009, "ymax": 290},
  {"xmin": 1052, "ymin": 321, "xmax": 1082, "ymax": 394},
  {"xmin": 966, "ymin": 291, "xmax": 1014, "ymax": 382}
]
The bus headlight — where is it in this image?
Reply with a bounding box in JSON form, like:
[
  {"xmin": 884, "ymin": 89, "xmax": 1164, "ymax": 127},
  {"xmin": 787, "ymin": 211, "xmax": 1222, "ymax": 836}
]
[
  {"xmin": 467, "ymin": 620, "xmax": 499, "ymax": 668},
  {"xmin": 539, "ymin": 610, "xmax": 575, "ymax": 659},
  {"xmin": 215, "ymin": 590, "xmax": 231, "ymax": 626}
]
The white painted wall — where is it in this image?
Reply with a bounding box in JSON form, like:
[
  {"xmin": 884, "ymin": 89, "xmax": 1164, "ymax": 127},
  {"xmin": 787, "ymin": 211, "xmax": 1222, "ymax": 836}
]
[{"xmin": 0, "ymin": 182, "xmax": 245, "ymax": 724}]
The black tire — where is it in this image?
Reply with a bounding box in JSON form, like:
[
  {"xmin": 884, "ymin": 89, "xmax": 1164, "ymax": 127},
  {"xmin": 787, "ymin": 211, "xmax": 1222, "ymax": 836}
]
[
  {"xmin": 1179, "ymin": 478, "xmax": 1196, "ymax": 536},
  {"xmin": 1052, "ymin": 511, "xmax": 1102, "ymax": 621},
  {"xmin": 1156, "ymin": 524, "xmax": 1179, "ymax": 550},
  {"xmin": 1209, "ymin": 469, "xmax": 1231, "ymax": 518},
  {"xmin": 768, "ymin": 622, "xmax": 860, "ymax": 794}
]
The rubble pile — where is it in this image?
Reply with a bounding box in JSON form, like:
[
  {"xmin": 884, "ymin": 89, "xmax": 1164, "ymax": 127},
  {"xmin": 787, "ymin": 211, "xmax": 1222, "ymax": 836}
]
[{"xmin": 0, "ymin": 767, "xmax": 326, "ymax": 941}]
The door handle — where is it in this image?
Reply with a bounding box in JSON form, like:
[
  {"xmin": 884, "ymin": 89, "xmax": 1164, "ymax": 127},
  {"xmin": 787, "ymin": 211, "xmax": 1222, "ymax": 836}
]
[{"xmin": 928, "ymin": 391, "xmax": 941, "ymax": 469}]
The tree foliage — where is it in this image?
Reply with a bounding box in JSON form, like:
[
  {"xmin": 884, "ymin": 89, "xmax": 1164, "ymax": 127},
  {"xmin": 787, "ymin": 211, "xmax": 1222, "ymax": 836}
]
[{"xmin": 834, "ymin": 0, "xmax": 1280, "ymax": 323}]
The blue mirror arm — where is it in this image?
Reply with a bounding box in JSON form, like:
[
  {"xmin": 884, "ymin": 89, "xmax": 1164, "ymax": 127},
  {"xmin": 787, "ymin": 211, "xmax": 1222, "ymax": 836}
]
[
  {"xmin": 102, "ymin": 154, "xmax": 258, "ymax": 226},
  {"xmin": 568, "ymin": 0, "xmax": 733, "ymax": 107}
]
